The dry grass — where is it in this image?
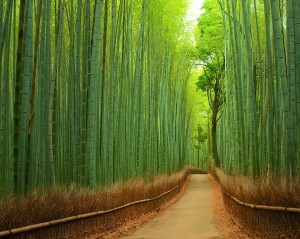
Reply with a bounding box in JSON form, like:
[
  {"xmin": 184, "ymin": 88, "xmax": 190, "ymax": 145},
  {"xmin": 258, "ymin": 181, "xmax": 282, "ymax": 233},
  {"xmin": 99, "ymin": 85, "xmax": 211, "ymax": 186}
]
[
  {"xmin": 0, "ymin": 167, "xmax": 189, "ymax": 239},
  {"xmin": 97, "ymin": 175, "xmax": 191, "ymax": 239},
  {"xmin": 214, "ymin": 169, "xmax": 300, "ymax": 238},
  {"xmin": 208, "ymin": 174, "xmax": 250, "ymax": 239}
]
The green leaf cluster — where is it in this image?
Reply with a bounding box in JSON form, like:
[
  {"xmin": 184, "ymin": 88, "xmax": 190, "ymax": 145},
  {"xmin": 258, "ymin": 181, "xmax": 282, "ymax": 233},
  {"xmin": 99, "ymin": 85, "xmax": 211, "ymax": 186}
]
[{"xmin": 195, "ymin": 0, "xmax": 224, "ymax": 62}]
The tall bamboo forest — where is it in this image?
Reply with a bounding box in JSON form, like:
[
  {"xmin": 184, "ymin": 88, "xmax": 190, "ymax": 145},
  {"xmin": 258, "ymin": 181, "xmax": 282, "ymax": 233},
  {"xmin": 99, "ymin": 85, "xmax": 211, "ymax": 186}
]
[
  {"xmin": 195, "ymin": 0, "xmax": 300, "ymax": 186},
  {"xmin": 0, "ymin": 0, "xmax": 199, "ymax": 197},
  {"xmin": 217, "ymin": 0, "xmax": 300, "ymax": 182},
  {"xmin": 1, "ymin": 0, "xmax": 300, "ymax": 198},
  {"xmin": 2, "ymin": 0, "xmax": 300, "ymax": 238}
]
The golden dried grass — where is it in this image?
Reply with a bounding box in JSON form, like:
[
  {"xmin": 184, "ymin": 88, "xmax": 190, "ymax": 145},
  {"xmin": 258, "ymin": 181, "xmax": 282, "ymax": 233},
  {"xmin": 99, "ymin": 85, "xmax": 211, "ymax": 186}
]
[
  {"xmin": 214, "ymin": 169, "xmax": 300, "ymax": 238},
  {"xmin": 0, "ymin": 167, "xmax": 189, "ymax": 239}
]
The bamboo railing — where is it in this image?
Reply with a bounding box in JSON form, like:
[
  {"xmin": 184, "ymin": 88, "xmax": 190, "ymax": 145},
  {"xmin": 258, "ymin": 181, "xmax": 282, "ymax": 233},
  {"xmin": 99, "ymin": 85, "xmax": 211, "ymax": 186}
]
[
  {"xmin": 221, "ymin": 187, "xmax": 300, "ymax": 213},
  {"xmin": 211, "ymin": 171, "xmax": 300, "ymax": 213},
  {"xmin": 0, "ymin": 176, "xmax": 187, "ymax": 237}
]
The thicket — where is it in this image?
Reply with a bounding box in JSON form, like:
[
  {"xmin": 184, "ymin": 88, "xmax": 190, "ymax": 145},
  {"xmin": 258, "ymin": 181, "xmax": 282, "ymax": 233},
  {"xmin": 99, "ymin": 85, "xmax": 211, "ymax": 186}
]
[
  {"xmin": 0, "ymin": 0, "xmax": 197, "ymax": 197},
  {"xmin": 219, "ymin": 0, "xmax": 300, "ymax": 180},
  {"xmin": 197, "ymin": 0, "xmax": 300, "ymax": 181},
  {"xmin": 196, "ymin": 0, "xmax": 300, "ymax": 237}
]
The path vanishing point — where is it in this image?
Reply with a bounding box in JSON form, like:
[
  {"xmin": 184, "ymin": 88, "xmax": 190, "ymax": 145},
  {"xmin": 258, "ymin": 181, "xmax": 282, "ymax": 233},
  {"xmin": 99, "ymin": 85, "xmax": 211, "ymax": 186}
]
[{"xmin": 121, "ymin": 174, "xmax": 223, "ymax": 239}]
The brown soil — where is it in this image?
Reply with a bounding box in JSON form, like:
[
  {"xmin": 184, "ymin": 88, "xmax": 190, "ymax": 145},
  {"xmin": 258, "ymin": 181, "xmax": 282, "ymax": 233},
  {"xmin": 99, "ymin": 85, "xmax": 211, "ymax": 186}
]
[{"xmin": 208, "ymin": 174, "xmax": 252, "ymax": 239}]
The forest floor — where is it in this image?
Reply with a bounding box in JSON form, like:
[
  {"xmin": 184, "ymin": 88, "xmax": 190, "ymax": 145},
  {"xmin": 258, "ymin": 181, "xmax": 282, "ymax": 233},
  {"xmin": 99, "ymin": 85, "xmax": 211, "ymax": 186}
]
[{"xmin": 117, "ymin": 174, "xmax": 239, "ymax": 239}]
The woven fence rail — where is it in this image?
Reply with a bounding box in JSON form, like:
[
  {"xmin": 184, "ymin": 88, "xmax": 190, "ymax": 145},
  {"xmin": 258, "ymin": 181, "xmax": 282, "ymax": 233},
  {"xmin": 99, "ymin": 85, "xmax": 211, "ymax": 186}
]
[{"xmin": 0, "ymin": 176, "xmax": 187, "ymax": 238}]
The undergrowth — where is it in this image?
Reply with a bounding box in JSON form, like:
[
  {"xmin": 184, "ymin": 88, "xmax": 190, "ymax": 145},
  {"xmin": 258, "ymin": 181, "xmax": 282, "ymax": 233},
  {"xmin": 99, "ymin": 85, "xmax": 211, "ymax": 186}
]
[
  {"xmin": 0, "ymin": 167, "xmax": 189, "ymax": 239},
  {"xmin": 214, "ymin": 169, "xmax": 300, "ymax": 239}
]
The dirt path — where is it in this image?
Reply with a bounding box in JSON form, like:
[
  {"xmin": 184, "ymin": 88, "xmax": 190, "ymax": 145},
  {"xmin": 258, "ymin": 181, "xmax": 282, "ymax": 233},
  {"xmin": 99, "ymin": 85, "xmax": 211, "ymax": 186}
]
[{"xmin": 121, "ymin": 174, "xmax": 223, "ymax": 239}]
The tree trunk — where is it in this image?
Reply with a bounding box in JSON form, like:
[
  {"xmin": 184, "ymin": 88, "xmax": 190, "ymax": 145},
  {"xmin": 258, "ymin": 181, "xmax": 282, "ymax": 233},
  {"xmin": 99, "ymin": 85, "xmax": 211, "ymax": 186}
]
[{"xmin": 212, "ymin": 106, "xmax": 220, "ymax": 167}]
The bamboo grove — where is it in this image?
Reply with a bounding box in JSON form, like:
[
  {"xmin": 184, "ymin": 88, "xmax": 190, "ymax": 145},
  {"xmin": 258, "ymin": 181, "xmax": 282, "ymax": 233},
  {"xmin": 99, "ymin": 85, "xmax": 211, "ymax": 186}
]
[
  {"xmin": 217, "ymin": 0, "xmax": 300, "ymax": 181},
  {"xmin": 0, "ymin": 0, "xmax": 195, "ymax": 197}
]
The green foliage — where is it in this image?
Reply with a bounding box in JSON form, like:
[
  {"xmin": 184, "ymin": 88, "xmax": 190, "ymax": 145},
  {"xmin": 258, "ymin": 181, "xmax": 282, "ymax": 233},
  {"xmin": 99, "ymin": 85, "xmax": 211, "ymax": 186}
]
[
  {"xmin": 195, "ymin": 0, "xmax": 225, "ymax": 167},
  {"xmin": 196, "ymin": 61, "xmax": 224, "ymax": 92},
  {"xmin": 195, "ymin": 0, "xmax": 225, "ymax": 110},
  {"xmin": 195, "ymin": 0, "xmax": 224, "ymax": 62},
  {"xmin": 195, "ymin": 125, "xmax": 207, "ymax": 146}
]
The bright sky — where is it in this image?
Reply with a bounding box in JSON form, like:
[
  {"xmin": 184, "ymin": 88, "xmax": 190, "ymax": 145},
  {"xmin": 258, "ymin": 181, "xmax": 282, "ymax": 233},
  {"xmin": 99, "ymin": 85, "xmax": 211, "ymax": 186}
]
[
  {"xmin": 184, "ymin": 0, "xmax": 205, "ymax": 44},
  {"xmin": 186, "ymin": 0, "xmax": 205, "ymax": 28}
]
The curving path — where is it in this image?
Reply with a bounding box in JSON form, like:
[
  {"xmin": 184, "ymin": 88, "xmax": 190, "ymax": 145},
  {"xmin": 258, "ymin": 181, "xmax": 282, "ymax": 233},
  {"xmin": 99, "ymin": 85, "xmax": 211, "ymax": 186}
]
[{"xmin": 121, "ymin": 174, "xmax": 223, "ymax": 239}]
